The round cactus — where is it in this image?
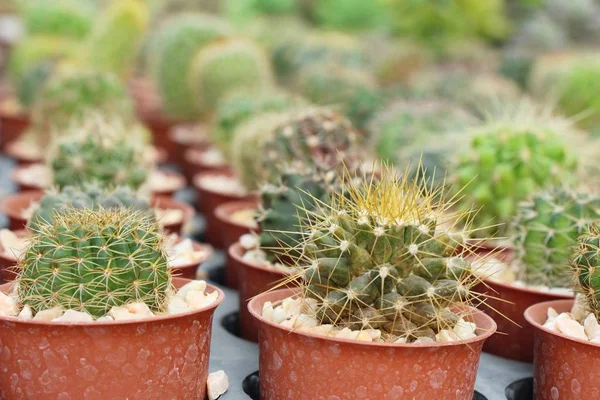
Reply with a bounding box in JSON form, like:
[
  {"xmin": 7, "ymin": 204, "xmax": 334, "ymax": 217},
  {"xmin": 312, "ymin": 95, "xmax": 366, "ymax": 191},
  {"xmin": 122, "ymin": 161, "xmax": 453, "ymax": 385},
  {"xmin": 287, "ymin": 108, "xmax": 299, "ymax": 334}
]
[
  {"xmin": 22, "ymin": 0, "xmax": 94, "ymax": 39},
  {"xmin": 573, "ymin": 223, "xmax": 600, "ymax": 320},
  {"xmin": 50, "ymin": 117, "xmax": 149, "ymax": 190},
  {"xmin": 212, "ymin": 89, "xmax": 307, "ymax": 159},
  {"xmin": 16, "ymin": 207, "xmax": 171, "ymax": 318},
  {"xmin": 514, "ymin": 188, "xmax": 600, "ymax": 288},
  {"xmin": 190, "ymin": 38, "xmax": 274, "ymax": 115},
  {"xmin": 452, "ymin": 109, "xmax": 578, "ymax": 236},
  {"xmin": 149, "ymin": 13, "xmax": 232, "ymax": 119},
  {"xmin": 289, "ymin": 164, "xmax": 484, "ymax": 342},
  {"xmin": 28, "ymin": 184, "xmax": 151, "ymax": 231}
]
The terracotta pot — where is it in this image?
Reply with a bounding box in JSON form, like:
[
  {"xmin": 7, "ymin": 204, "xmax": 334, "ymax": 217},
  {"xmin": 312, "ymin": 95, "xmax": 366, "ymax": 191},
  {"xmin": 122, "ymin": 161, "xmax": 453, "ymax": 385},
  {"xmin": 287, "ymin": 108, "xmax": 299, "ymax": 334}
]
[
  {"xmin": 0, "ymin": 89, "xmax": 29, "ymax": 151},
  {"xmin": 0, "ymin": 277, "xmax": 224, "ymax": 399},
  {"xmin": 214, "ymin": 200, "xmax": 259, "ymax": 251},
  {"xmin": 152, "ymin": 196, "xmax": 195, "ymax": 236},
  {"xmin": 249, "ymin": 288, "xmax": 497, "ymax": 399},
  {"xmin": 150, "ymin": 170, "xmax": 187, "ymax": 198},
  {"xmin": 182, "ymin": 147, "xmax": 230, "ymax": 183},
  {"xmin": 169, "ymin": 123, "xmax": 211, "ymax": 164},
  {"xmin": 476, "ymin": 278, "xmax": 573, "ymax": 362},
  {"xmin": 230, "ymin": 242, "xmax": 295, "ymax": 341},
  {"xmin": 192, "ymin": 171, "xmax": 256, "ymax": 248},
  {"xmin": 525, "ymin": 300, "xmax": 600, "ymax": 399},
  {"xmin": 10, "ymin": 164, "xmax": 44, "ymax": 193},
  {"xmin": 0, "ymin": 190, "xmax": 42, "ymax": 230},
  {"xmin": 138, "ymin": 110, "xmax": 183, "ymax": 164},
  {"xmin": 169, "ymin": 238, "xmax": 213, "ymax": 280},
  {"xmin": 0, "ymin": 229, "xmax": 26, "ymax": 283}
]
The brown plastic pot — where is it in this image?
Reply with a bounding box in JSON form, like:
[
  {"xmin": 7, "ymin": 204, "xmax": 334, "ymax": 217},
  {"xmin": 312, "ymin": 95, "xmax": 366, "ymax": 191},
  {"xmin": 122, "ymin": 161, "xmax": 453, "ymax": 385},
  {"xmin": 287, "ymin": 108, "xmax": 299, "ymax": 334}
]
[
  {"xmin": 525, "ymin": 300, "xmax": 600, "ymax": 399},
  {"xmin": 152, "ymin": 196, "xmax": 195, "ymax": 236},
  {"xmin": 214, "ymin": 200, "xmax": 259, "ymax": 251},
  {"xmin": 249, "ymin": 288, "xmax": 497, "ymax": 399},
  {"xmin": 169, "ymin": 123, "xmax": 211, "ymax": 165},
  {"xmin": 182, "ymin": 147, "xmax": 230, "ymax": 183},
  {"xmin": 0, "ymin": 277, "xmax": 224, "ymax": 399},
  {"xmin": 193, "ymin": 171, "xmax": 256, "ymax": 248},
  {"xmin": 0, "ymin": 229, "xmax": 26, "ymax": 283},
  {"xmin": 0, "ymin": 190, "xmax": 42, "ymax": 230},
  {"xmin": 0, "ymin": 95, "xmax": 29, "ymax": 151},
  {"xmin": 230, "ymin": 242, "xmax": 295, "ymax": 341},
  {"xmin": 150, "ymin": 169, "xmax": 187, "ymax": 198},
  {"xmin": 138, "ymin": 110, "xmax": 182, "ymax": 164},
  {"xmin": 169, "ymin": 238, "xmax": 213, "ymax": 280},
  {"xmin": 476, "ymin": 278, "xmax": 573, "ymax": 362}
]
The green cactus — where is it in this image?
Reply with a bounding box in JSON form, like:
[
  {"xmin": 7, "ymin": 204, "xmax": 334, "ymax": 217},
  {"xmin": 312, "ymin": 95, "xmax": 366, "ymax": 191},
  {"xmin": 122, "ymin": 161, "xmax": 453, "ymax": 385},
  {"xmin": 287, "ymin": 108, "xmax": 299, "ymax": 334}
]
[
  {"xmin": 28, "ymin": 184, "xmax": 151, "ymax": 231},
  {"xmin": 453, "ymin": 109, "xmax": 578, "ymax": 236},
  {"xmin": 309, "ymin": 0, "xmax": 391, "ymax": 31},
  {"xmin": 149, "ymin": 13, "xmax": 232, "ymax": 119},
  {"xmin": 190, "ymin": 38, "xmax": 274, "ymax": 115},
  {"xmin": 50, "ymin": 117, "xmax": 149, "ymax": 190},
  {"xmin": 85, "ymin": 0, "xmax": 150, "ymax": 76},
  {"xmin": 514, "ymin": 188, "xmax": 600, "ymax": 288},
  {"xmin": 17, "ymin": 60, "xmax": 56, "ymax": 108},
  {"xmin": 22, "ymin": 0, "xmax": 94, "ymax": 39},
  {"xmin": 555, "ymin": 63, "xmax": 600, "ymax": 133},
  {"xmin": 16, "ymin": 207, "xmax": 171, "ymax": 318},
  {"xmin": 370, "ymin": 99, "xmax": 477, "ymax": 185},
  {"xmin": 292, "ymin": 62, "xmax": 381, "ymax": 132},
  {"xmin": 288, "ymin": 164, "xmax": 484, "ymax": 342},
  {"xmin": 573, "ymin": 222, "xmax": 600, "ymax": 320},
  {"xmin": 212, "ymin": 89, "xmax": 307, "ymax": 159}
]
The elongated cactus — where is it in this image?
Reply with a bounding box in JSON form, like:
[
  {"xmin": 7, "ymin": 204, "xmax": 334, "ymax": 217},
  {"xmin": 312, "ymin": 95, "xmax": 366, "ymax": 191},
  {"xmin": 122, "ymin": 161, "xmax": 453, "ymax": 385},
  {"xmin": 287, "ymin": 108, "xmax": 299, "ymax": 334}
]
[
  {"xmin": 17, "ymin": 208, "xmax": 171, "ymax": 318},
  {"xmin": 22, "ymin": 0, "xmax": 94, "ymax": 39},
  {"xmin": 573, "ymin": 222, "xmax": 600, "ymax": 320},
  {"xmin": 149, "ymin": 13, "xmax": 232, "ymax": 119},
  {"xmin": 288, "ymin": 164, "xmax": 484, "ymax": 342},
  {"xmin": 50, "ymin": 117, "xmax": 149, "ymax": 190},
  {"xmin": 28, "ymin": 184, "xmax": 151, "ymax": 231},
  {"xmin": 190, "ymin": 38, "xmax": 274, "ymax": 115},
  {"xmin": 514, "ymin": 188, "xmax": 600, "ymax": 288},
  {"xmin": 212, "ymin": 90, "xmax": 306, "ymax": 159}
]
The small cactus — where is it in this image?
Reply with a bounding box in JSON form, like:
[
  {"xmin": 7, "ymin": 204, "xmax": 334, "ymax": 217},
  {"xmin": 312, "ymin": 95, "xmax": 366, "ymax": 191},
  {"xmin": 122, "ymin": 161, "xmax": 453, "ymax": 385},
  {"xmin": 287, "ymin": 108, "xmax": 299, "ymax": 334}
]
[
  {"xmin": 572, "ymin": 222, "xmax": 600, "ymax": 320},
  {"xmin": 514, "ymin": 188, "xmax": 600, "ymax": 288},
  {"xmin": 49, "ymin": 117, "xmax": 149, "ymax": 190},
  {"xmin": 16, "ymin": 207, "xmax": 171, "ymax": 318},
  {"xmin": 190, "ymin": 38, "xmax": 274, "ymax": 115},
  {"xmin": 149, "ymin": 13, "xmax": 232, "ymax": 119}
]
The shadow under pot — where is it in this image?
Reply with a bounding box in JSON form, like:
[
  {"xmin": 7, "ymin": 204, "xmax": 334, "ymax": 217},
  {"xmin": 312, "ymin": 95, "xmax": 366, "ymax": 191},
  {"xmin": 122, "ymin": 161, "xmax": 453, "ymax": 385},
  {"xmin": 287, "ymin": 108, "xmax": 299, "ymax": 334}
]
[
  {"xmin": 229, "ymin": 242, "xmax": 295, "ymax": 341},
  {"xmin": 249, "ymin": 288, "xmax": 497, "ymax": 399},
  {"xmin": 214, "ymin": 200, "xmax": 259, "ymax": 253},
  {"xmin": 0, "ymin": 277, "xmax": 224, "ymax": 399},
  {"xmin": 525, "ymin": 300, "xmax": 600, "ymax": 399}
]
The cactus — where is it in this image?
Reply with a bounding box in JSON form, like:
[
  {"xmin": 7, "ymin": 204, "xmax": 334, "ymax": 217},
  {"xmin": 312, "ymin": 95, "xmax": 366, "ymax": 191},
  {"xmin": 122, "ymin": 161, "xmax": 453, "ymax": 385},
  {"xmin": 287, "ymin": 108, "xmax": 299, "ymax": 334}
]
[
  {"xmin": 190, "ymin": 38, "xmax": 274, "ymax": 115},
  {"xmin": 286, "ymin": 163, "xmax": 484, "ymax": 342},
  {"xmin": 28, "ymin": 184, "xmax": 151, "ymax": 231},
  {"xmin": 573, "ymin": 223, "xmax": 600, "ymax": 320},
  {"xmin": 212, "ymin": 90, "xmax": 307, "ymax": 159},
  {"xmin": 17, "ymin": 60, "xmax": 56, "ymax": 108},
  {"xmin": 22, "ymin": 0, "xmax": 94, "ymax": 39},
  {"xmin": 554, "ymin": 63, "xmax": 600, "ymax": 133},
  {"xmin": 292, "ymin": 62, "xmax": 381, "ymax": 132},
  {"xmin": 309, "ymin": 0, "xmax": 390, "ymax": 31},
  {"xmin": 231, "ymin": 107, "xmax": 362, "ymax": 191},
  {"xmin": 370, "ymin": 99, "xmax": 477, "ymax": 185},
  {"xmin": 149, "ymin": 13, "xmax": 232, "ymax": 119},
  {"xmin": 50, "ymin": 117, "xmax": 149, "ymax": 190},
  {"xmin": 452, "ymin": 104, "xmax": 578, "ymax": 236},
  {"xmin": 85, "ymin": 0, "xmax": 150, "ymax": 76},
  {"xmin": 16, "ymin": 207, "xmax": 171, "ymax": 318},
  {"xmin": 514, "ymin": 188, "xmax": 600, "ymax": 288}
]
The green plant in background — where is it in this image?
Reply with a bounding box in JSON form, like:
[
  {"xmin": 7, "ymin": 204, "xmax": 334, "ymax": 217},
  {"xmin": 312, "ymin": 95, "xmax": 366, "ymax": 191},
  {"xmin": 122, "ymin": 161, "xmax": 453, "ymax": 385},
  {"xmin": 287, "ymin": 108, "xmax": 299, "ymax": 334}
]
[
  {"xmin": 28, "ymin": 184, "xmax": 151, "ymax": 231},
  {"xmin": 212, "ymin": 89, "xmax": 307, "ymax": 159},
  {"xmin": 573, "ymin": 222, "xmax": 600, "ymax": 320},
  {"xmin": 190, "ymin": 37, "xmax": 274, "ymax": 115},
  {"xmin": 308, "ymin": 0, "xmax": 391, "ymax": 32},
  {"xmin": 370, "ymin": 99, "xmax": 477, "ymax": 185},
  {"xmin": 50, "ymin": 117, "xmax": 149, "ymax": 190},
  {"xmin": 555, "ymin": 64, "xmax": 600, "ymax": 134},
  {"xmin": 85, "ymin": 0, "xmax": 150, "ymax": 76},
  {"xmin": 452, "ymin": 104, "xmax": 578, "ymax": 236},
  {"xmin": 513, "ymin": 188, "xmax": 600, "ymax": 288},
  {"xmin": 225, "ymin": 0, "xmax": 298, "ymax": 23},
  {"xmin": 149, "ymin": 13, "xmax": 232, "ymax": 119},
  {"xmin": 16, "ymin": 207, "xmax": 171, "ymax": 318},
  {"xmin": 20, "ymin": 0, "xmax": 94, "ymax": 39},
  {"xmin": 16, "ymin": 60, "xmax": 56, "ymax": 108},
  {"xmin": 292, "ymin": 62, "xmax": 381, "ymax": 131},
  {"xmin": 289, "ymin": 163, "xmax": 485, "ymax": 342}
]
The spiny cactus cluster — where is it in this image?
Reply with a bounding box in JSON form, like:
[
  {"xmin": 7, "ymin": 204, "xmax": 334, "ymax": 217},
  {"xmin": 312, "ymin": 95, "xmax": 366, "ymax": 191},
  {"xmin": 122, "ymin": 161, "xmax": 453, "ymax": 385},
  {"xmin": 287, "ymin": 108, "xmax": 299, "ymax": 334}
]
[
  {"xmin": 16, "ymin": 208, "xmax": 171, "ymax": 318},
  {"xmin": 50, "ymin": 117, "xmax": 149, "ymax": 190},
  {"xmin": 288, "ymin": 164, "xmax": 484, "ymax": 342},
  {"xmin": 514, "ymin": 188, "xmax": 600, "ymax": 288},
  {"xmin": 28, "ymin": 184, "xmax": 151, "ymax": 231},
  {"xmin": 572, "ymin": 222, "xmax": 600, "ymax": 320}
]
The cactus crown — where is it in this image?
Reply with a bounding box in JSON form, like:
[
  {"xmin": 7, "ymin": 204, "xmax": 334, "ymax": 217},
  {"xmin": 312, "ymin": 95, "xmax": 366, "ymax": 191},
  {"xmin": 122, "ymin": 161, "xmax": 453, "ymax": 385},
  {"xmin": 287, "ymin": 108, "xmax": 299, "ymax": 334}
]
[
  {"xmin": 16, "ymin": 207, "xmax": 172, "ymax": 318},
  {"xmin": 572, "ymin": 222, "xmax": 600, "ymax": 320},
  {"xmin": 283, "ymin": 163, "xmax": 486, "ymax": 342},
  {"xmin": 514, "ymin": 188, "xmax": 600, "ymax": 288},
  {"xmin": 50, "ymin": 116, "xmax": 149, "ymax": 190}
]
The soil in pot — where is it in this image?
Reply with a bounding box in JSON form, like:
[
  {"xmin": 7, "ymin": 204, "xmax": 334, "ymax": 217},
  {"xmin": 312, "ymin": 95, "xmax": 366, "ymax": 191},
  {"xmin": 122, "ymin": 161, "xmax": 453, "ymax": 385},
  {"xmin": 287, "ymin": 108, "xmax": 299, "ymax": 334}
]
[
  {"xmin": 182, "ymin": 146, "xmax": 230, "ymax": 182},
  {"xmin": 249, "ymin": 288, "xmax": 497, "ymax": 399},
  {"xmin": 167, "ymin": 236, "xmax": 214, "ymax": 280},
  {"xmin": 0, "ymin": 277, "xmax": 224, "ymax": 399},
  {"xmin": 525, "ymin": 300, "xmax": 600, "ymax": 399},
  {"xmin": 214, "ymin": 200, "xmax": 258, "ymax": 252},
  {"xmin": 152, "ymin": 196, "xmax": 195, "ymax": 236}
]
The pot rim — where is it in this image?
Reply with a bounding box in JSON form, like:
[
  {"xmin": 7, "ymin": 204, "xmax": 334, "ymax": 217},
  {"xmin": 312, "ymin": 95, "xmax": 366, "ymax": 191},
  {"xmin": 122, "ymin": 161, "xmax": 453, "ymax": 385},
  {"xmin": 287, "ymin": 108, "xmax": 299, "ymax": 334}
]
[
  {"xmin": 0, "ymin": 277, "xmax": 224, "ymax": 327},
  {"xmin": 152, "ymin": 169, "xmax": 186, "ymax": 192},
  {"xmin": 524, "ymin": 299, "xmax": 600, "ymax": 348},
  {"xmin": 152, "ymin": 195, "xmax": 195, "ymax": 227},
  {"xmin": 0, "ymin": 190, "xmax": 42, "ymax": 219},
  {"xmin": 5, "ymin": 139, "xmax": 41, "ymax": 162},
  {"xmin": 228, "ymin": 241, "xmax": 290, "ymax": 277},
  {"xmin": 192, "ymin": 170, "xmax": 250, "ymax": 198},
  {"xmin": 214, "ymin": 200, "xmax": 259, "ymax": 229},
  {"xmin": 481, "ymin": 276, "xmax": 574, "ymax": 299},
  {"xmin": 249, "ymin": 287, "xmax": 497, "ymax": 349}
]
